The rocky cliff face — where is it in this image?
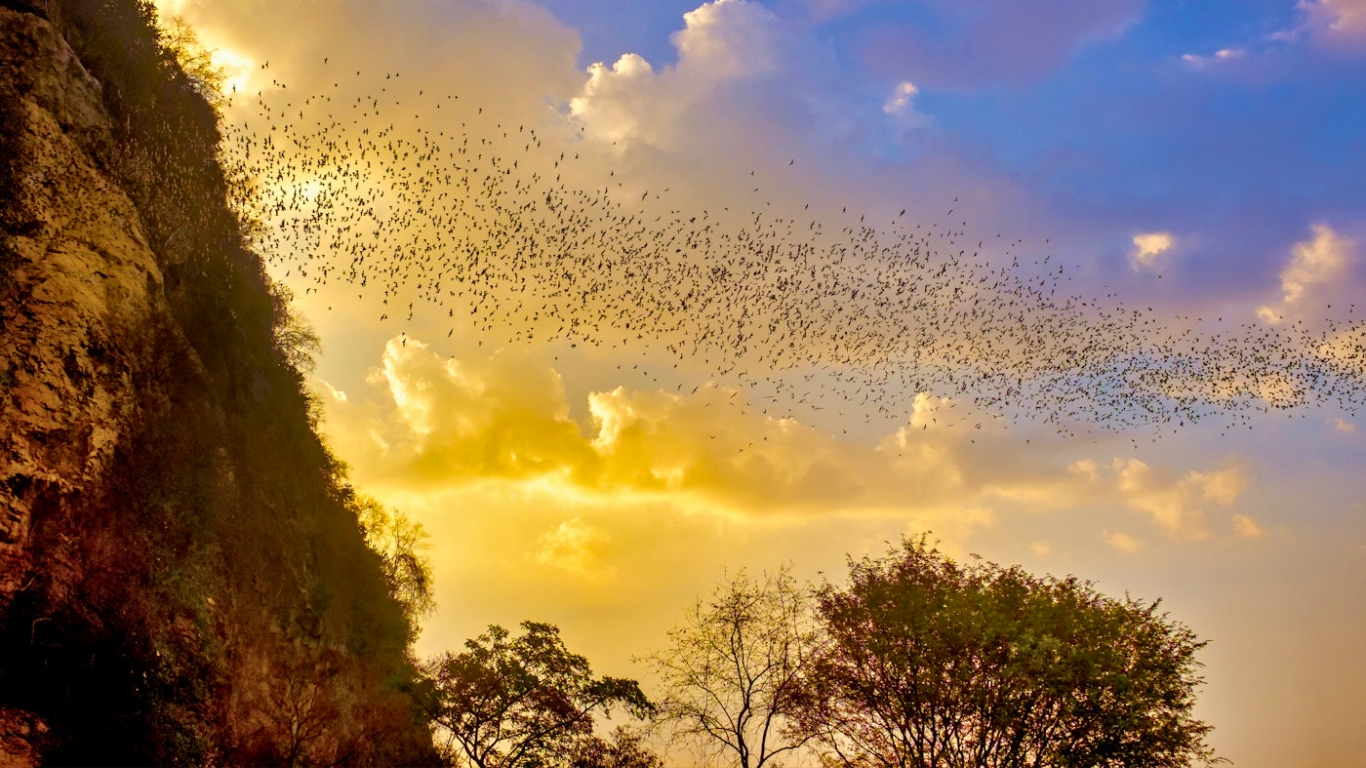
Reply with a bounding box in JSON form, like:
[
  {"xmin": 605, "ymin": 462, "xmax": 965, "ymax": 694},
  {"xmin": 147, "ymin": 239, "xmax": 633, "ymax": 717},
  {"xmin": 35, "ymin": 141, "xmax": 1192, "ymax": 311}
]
[
  {"xmin": 0, "ymin": 0, "xmax": 167, "ymax": 603},
  {"xmin": 0, "ymin": 2, "xmax": 439, "ymax": 764}
]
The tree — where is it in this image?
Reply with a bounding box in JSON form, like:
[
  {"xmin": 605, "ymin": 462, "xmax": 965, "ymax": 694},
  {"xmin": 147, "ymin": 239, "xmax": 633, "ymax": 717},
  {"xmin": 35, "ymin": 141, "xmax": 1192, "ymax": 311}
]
[
  {"xmin": 568, "ymin": 726, "xmax": 665, "ymax": 768},
  {"xmin": 644, "ymin": 566, "xmax": 821, "ymax": 768},
  {"xmin": 425, "ymin": 622, "xmax": 653, "ymax": 768},
  {"xmin": 353, "ymin": 493, "xmax": 435, "ymax": 627},
  {"xmin": 794, "ymin": 537, "xmax": 1218, "ymax": 768}
]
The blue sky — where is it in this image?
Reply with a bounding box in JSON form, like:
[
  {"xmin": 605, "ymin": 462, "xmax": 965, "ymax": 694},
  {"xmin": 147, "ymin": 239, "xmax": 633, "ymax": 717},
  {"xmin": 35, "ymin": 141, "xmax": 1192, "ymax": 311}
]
[{"xmin": 542, "ymin": 0, "xmax": 1366, "ymax": 295}]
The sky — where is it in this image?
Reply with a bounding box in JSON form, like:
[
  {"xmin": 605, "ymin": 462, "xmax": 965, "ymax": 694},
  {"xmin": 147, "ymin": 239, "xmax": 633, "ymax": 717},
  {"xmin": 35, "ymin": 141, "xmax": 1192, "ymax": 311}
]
[{"xmin": 157, "ymin": 0, "xmax": 1365, "ymax": 764}]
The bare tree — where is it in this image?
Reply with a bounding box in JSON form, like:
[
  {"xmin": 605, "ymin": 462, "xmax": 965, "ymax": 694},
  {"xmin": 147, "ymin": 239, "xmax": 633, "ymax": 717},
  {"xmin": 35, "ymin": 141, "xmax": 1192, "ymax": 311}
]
[{"xmin": 644, "ymin": 566, "xmax": 821, "ymax": 768}]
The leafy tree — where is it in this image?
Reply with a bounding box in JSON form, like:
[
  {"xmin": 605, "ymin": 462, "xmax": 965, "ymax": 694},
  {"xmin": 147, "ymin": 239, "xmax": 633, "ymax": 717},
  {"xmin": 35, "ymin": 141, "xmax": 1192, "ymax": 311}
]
[
  {"xmin": 793, "ymin": 537, "xmax": 1219, "ymax": 768},
  {"xmin": 644, "ymin": 566, "xmax": 821, "ymax": 768},
  {"xmin": 425, "ymin": 622, "xmax": 653, "ymax": 768}
]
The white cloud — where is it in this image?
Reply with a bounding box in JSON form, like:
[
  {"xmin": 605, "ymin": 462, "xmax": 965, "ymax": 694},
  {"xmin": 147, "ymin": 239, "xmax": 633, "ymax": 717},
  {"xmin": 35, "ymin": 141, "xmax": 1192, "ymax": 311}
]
[
  {"xmin": 324, "ymin": 338, "xmax": 993, "ymax": 517},
  {"xmin": 1068, "ymin": 458, "xmax": 1101, "ymax": 480},
  {"xmin": 882, "ymin": 81, "xmax": 927, "ymax": 126},
  {"xmin": 1130, "ymin": 231, "xmax": 1175, "ymax": 271},
  {"xmin": 1258, "ymin": 224, "xmax": 1355, "ymax": 324},
  {"xmin": 675, "ymin": 0, "xmax": 780, "ymax": 80},
  {"xmin": 568, "ymin": 0, "xmax": 780, "ymax": 147},
  {"xmin": 570, "ymin": 54, "xmax": 658, "ymax": 144},
  {"xmin": 1181, "ymin": 48, "xmax": 1246, "ymax": 69},
  {"xmin": 1335, "ymin": 418, "xmax": 1357, "ymax": 433}
]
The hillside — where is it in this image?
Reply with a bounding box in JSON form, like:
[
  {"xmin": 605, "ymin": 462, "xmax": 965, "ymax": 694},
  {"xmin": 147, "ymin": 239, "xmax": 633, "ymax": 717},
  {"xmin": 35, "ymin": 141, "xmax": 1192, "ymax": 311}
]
[{"xmin": 0, "ymin": 0, "xmax": 439, "ymax": 763}]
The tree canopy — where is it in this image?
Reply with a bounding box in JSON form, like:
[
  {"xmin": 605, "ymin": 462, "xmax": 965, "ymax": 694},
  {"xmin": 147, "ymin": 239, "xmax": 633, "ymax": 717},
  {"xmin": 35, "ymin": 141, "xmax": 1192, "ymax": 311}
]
[
  {"xmin": 794, "ymin": 537, "xmax": 1218, "ymax": 767},
  {"xmin": 425, "ymin": 621, "xmax": 655, "ymax": 768}
]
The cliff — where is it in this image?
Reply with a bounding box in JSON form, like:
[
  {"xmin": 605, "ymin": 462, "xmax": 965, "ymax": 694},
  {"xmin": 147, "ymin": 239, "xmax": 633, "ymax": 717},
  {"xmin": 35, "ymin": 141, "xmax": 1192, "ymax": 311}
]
[{"xmin": 0, "ymin": 1, "xmax": 439, "ymax": 764}]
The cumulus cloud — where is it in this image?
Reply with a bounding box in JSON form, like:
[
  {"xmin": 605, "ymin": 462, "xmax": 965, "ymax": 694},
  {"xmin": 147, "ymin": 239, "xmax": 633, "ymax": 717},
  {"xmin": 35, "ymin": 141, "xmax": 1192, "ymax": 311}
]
[
  {"xmin": 674, "ymin": 0, "xmax": 780, "ymax": 79},
  {"xmin": 322, "ymin": 338, "xmax": 1262, "ymax": 550},
  {"xmin": 1113, "ymin": 458, "xmax": 1246, "ymax": 539},
  {"xmin": 323, "ymin": 338, "xmax": 1004, "ymax": 519},
  {"xmin": 569, "ymin": 0, "xmax": 780, "ymax": 147},
  {"xmin": 1258, "ymin": 224, "xmax": 1356, "ymax": 324},
  {"xmin": 1068, "ymin": 457, "xmax": 1249, "ymax": 540},
  {"xmin": 1130, "ymin": 231, "xmax": 1175, "ymax": 271}
]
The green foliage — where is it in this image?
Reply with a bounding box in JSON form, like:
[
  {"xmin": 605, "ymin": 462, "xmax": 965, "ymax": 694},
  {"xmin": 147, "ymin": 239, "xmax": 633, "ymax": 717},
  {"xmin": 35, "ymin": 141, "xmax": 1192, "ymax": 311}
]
[
  {"xmin": 426, "ymin": 621, "xmax": 654, "ymax": 768},
  {"xmin": 644, "ymin": 566, "xmax": 820, "ymax": 768},
  {"xmin": 796, "ymin": 536, "xmax": 1219, "ymax": 768}
]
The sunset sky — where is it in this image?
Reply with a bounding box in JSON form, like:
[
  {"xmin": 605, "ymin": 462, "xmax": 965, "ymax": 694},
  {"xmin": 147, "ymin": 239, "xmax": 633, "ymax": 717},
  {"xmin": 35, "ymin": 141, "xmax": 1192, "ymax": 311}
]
[{"xmin": 158, "ymin": 0, "xmax": 1364, "ymax": 763}]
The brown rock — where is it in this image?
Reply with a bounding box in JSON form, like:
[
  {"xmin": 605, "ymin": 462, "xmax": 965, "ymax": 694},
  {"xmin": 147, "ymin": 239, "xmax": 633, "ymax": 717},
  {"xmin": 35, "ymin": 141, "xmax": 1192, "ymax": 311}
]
[{"xmin": 0, "ymin": 4, "xmax": 168, "ymax": 612}]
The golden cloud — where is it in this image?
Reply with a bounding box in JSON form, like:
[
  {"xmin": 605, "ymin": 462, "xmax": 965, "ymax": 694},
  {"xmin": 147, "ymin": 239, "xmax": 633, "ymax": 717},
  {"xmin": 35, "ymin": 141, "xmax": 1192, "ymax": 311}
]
[
  {"xmin": 1130, "ymin": 231, "xmax": 1175, "ymax": 271},
  {"xmin": 320, "ymin": 337, "xmax": 1262, "ymax": 548},
  {"xmin": 323, "ymin": 338, "xmax": 990, "ymax": 518},
  {"xmin": 1259, "ymin": 224, "xmax": 1355, "ymax": 324}
]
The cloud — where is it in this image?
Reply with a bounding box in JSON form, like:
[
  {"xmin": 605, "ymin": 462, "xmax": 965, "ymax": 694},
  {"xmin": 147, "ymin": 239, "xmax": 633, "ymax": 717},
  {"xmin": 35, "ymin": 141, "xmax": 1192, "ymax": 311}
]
[
  {"xmin": 568, "ymin": 0, "xmax": 780, "ymax": 148},
  {"xmin": 1294, "ymin": 0, "xmax": 1366, "ymax": 49},
  {"xmin": 1113, "ymin": 458, "xmax": 1247, "ymax": 539},
  {"xmin": 1181, "ymin": 48, "xmax": 1246, "ymax": 70},
  {"xmin": 1258, "ymin": 224, "xmax": 1356, "ymax": 324},
  {"xmin": 1067, "ymin": 457, "xmax": 1249, "ymax": 540},
  {"xmin": 323, "ymin": 338, "xmax": 1004, "ymax": 519},
  {"xmin": 675, "ymin": 0, "xmax": 780, "ymax": 79},
  {"xmin": 533, "ymin": 517, "xmax": 616, "ymax": 581},
  {"xmin": 1231, "ymin": 513, "xmax": 1266, "ymax": 539},
  {"xmin": 322, "ymin": 337, "xmax": 1262, "ymax": 552},
  {"xmin": 1102, "ymin": 530, "xmax": 1143, "ymax": 554},
  {"xmin": 168, "ymin": 0, "xmax": 586, "ymax": 129},
  {"xmin": 1130, "ymin": 231, "xmax": 1175, "ymax": 271},
  {"xmin": 882, "ymin": 81, "xmax": 927, "ymax": 126}
]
